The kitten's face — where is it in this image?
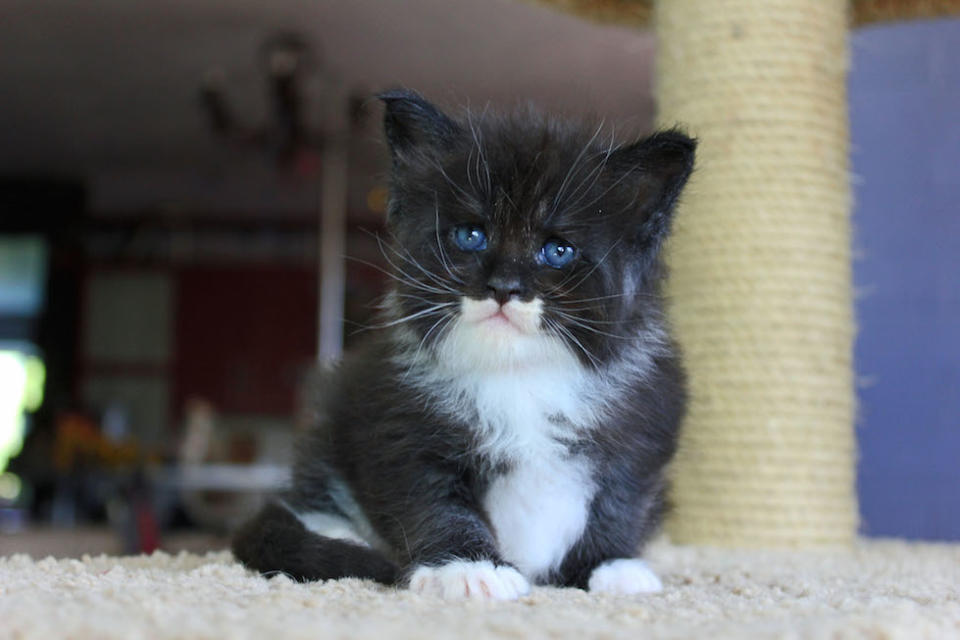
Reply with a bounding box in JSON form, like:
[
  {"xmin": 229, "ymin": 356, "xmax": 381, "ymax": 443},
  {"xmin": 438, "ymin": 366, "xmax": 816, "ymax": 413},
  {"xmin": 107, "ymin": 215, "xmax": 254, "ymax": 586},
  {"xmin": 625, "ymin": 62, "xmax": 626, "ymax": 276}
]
[{"xmin": 378, "ymin": 91, "xmax": 694, "ymax": 371}]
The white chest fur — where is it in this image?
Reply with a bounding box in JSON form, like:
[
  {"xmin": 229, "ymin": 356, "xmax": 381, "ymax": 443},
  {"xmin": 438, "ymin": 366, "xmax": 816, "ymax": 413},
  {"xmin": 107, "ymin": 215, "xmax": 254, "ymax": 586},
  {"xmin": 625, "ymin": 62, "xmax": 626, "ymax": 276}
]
[
  {"xmin": 421, "ymin": 299, "xmax": 605, "ymax": 581},
  {"xmin": 484, "ymin": 450, "xmax": 594, "ymax": 580},
  {"xmin": 464, "ymin": 366, "xmax": 597, "ymax": 581}
]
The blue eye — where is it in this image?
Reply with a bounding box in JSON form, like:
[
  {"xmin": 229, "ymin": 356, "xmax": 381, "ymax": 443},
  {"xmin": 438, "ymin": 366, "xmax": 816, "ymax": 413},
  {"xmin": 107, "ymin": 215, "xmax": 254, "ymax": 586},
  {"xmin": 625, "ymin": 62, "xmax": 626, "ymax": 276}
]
[
  {"xmin": 540, "ymin": 239, "xmax": 577, "ymax": 268},
  {"xmin": 453, "ymin": 225, "xmax": 488, "ymax": 252}
]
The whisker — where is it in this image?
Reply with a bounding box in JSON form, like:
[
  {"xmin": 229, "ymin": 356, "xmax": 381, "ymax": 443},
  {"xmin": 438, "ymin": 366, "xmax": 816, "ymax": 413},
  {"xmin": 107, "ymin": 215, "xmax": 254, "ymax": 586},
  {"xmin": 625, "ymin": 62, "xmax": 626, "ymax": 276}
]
[
  {"xmin": 393, "ymin": 242, "xmax": 459, "ymax": 292},
  {"xmin": 544, "ymin": 238, "xmax": 623, "ymax": 297},
  {"xmin": 367, "ymin": 291, "xmax": 439, "ymax": 312},
  {"xmin": 400, "ymin": 310, "xmax": 458, "ymax": 383},
  {"xmin": 542, "ymin": 264, "xmax": 583, "ymax": 296},
  {"xmin": 345, "ymin": 255, "xmax": 450, "ymax": 296},
  {"xmin": 465, "ymin": 107, "xmax": 492, "ymax": 197},
  {"xmin": 362, "ymin": 239, "xmax": 438, "ymax": 291},
  {"xmin": 551, "ymin": 292, "xmax": 660, "ymax": 312},
  {"xmin": 354, "ymin": 303, "xmax": 457, "ymax": 332},
  {"xmin": 569, "ymin": 238, "xmax": 623, "ymax": 292},
  {"xmin": 433, "ymin": 198, "xmax": 466, "ymax": 285},
  {"xmin": 573, "ymin": 154, "xmax": 654, "ymax": 215},
  {"xmin": 359, "ymin": 229, "xmax": 461, "ymax": 296},
  {"xmin": 549, "ymin": 312, "xmax": 637, "ymax": 340},
  {"xmin": 545, "ymin": 317, "xmax": 601, "ymax": 369},
  {"xmin": 563, "ymin": 292, "xmax": 655, "ymax": 303},
  {"xmin": 375, "ymin": 232, "xmax": 459, "ymax": 293},
  {"xmin": 433, "ymin": 160, "xmax": 480, "ymax": 212},
  {"xmin": 547, "ymin": 312, "xmax": 624, "ymax": 326},
  {"xmin": 466, "ymin": 142, "xmax": 478, "ymax": 194},
  {"xmin": 548, "ymin": 121, "xmax": 605, "ymax": 221},
  {"xmin": 558, "ymin": 128, "xmax": 618, "ymax": 215},
  {"xmin": 380, "ymin": 292, "xmax": 449, "ymax": 308}
]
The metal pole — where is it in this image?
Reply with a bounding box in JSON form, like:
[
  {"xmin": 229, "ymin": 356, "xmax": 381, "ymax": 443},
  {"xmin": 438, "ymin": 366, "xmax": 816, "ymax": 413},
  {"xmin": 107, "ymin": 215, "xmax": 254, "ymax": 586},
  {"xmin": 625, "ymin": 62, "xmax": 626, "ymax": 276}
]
[{"xmin": 317, "ymin": 133, "xmax": 348, "ymax": 363}]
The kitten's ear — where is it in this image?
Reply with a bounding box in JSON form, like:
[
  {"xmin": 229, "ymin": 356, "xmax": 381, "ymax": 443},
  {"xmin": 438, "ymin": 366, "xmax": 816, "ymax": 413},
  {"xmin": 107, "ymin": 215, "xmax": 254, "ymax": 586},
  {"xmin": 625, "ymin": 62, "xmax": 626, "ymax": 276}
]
[
  {"xmin": 378, "ymin": 89, "xmax": 461, "ymax": 161},
  {"xmin": 610, "ymin": 129, "xmax": 696, "ymax": 249}
]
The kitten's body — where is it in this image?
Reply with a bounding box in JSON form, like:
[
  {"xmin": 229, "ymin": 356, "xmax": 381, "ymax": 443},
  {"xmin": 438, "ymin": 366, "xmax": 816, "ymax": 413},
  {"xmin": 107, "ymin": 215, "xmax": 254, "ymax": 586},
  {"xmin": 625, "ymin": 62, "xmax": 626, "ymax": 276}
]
[{"xmin": 233, "ymin": 91, "xmax": 694, "ymax": 599}]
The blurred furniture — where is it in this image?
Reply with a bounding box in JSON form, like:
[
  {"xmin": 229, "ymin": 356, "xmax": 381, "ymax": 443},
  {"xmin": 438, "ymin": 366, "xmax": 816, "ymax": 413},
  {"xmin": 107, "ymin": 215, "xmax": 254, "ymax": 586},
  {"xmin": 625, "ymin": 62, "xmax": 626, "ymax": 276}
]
[{"xmin": 171, "ymin": 399, "xmax": 292, "ymax": 533}]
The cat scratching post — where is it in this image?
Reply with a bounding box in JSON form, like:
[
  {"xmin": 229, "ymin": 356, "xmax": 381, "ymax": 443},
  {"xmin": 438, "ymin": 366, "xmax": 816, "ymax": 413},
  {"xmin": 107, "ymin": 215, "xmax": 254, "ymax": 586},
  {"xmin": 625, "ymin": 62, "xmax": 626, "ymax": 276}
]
[
  {"xmin": 655, "ymin": 1, "xmax": 856, "ymax": 547},
  {"xmin": 533, "ymin": 0, "xmax": 960, "ymax": 549}
]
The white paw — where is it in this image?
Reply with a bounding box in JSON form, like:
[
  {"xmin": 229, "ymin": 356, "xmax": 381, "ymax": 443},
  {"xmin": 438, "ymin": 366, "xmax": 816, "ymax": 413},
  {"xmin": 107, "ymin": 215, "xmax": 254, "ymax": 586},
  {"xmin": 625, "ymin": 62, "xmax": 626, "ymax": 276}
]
[
  {"xmin": 408, "ymin": 560, "xmax": 531, "ymax": 600},
  {"xmin": 588, "ymin": 558, "xmax": 663, "ymax": 595}
]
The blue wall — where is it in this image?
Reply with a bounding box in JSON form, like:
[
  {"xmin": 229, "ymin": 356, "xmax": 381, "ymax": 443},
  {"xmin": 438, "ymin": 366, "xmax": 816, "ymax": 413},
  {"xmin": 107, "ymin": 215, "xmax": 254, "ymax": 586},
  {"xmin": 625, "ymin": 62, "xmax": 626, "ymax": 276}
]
[{"xmin": 850, "ymin": 19, "xmax": 960, "ymax": 540}]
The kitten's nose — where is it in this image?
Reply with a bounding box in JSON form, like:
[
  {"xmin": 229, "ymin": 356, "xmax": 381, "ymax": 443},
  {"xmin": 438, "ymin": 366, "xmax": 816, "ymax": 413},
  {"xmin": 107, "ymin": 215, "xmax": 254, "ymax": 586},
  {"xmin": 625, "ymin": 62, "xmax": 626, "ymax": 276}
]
[{"xmin": 487, "ymin": 275, "xmax": 524, "ymax": 305}]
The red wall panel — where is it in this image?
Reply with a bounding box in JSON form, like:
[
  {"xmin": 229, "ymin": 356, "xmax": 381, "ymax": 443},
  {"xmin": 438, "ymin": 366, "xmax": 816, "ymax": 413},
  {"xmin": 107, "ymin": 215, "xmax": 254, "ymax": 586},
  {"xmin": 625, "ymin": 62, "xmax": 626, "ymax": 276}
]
[{"xmin": 174, "ymin": 267, "xmax": 316, "ymax": 417}]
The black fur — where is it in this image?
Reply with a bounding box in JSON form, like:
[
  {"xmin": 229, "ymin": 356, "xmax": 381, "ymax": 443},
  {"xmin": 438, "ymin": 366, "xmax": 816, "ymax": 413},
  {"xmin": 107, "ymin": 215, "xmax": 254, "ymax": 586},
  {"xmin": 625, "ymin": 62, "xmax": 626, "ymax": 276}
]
[
  {"xmin": 232, "ymin": 89, "xmax": 694, "ymax": 590},
  {"xmin": 232, "ymin": 502, "xmax": 398, "ymax": 583}
]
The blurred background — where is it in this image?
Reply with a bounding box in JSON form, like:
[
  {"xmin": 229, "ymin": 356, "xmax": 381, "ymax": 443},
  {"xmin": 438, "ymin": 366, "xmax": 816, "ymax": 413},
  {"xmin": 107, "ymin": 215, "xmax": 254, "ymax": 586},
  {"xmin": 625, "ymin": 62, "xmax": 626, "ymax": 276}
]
[{"xmin": 0, "ymin": 1, "xmax": 956, "ymax": 557}]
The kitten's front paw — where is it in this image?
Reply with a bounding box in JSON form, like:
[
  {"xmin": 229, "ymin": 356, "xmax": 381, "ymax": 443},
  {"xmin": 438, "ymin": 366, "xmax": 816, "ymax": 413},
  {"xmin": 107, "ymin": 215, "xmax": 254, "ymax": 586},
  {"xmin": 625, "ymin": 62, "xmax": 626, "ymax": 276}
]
[
  {"xmin": 588, "ymin": 558, "xmax": 663, "ymax": 595},
  {"xmin": 408, "ymin": 560, "xmax": 530, "ymax": 600}
]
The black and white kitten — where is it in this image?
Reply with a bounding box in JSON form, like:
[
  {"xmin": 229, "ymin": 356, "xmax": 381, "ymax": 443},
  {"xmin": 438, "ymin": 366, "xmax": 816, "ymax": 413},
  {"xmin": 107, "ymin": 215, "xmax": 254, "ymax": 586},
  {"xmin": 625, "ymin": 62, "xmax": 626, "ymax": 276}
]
[{"xmin": 232, "ymin": 90, "xmax": 694, "ymax": 600}]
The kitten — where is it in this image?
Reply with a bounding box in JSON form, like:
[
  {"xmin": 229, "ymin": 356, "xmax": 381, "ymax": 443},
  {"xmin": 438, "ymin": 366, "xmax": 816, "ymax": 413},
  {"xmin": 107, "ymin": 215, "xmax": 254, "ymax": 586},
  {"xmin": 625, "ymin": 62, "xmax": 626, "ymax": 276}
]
[{"xmin": 232, "ymin": 89, "xmax": 694, "ymax": 600}]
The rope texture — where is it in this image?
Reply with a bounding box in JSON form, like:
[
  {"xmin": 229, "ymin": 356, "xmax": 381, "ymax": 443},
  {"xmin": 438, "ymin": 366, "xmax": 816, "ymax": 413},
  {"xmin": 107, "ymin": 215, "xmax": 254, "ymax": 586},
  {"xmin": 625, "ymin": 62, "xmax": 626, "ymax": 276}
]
[
  {"xmin": 532, "ymin": 0, "xmax": 960, "ymax": 28},
  {"xmin": 655, "ymin": 0, "xmax": 858, "ymax": 548}
]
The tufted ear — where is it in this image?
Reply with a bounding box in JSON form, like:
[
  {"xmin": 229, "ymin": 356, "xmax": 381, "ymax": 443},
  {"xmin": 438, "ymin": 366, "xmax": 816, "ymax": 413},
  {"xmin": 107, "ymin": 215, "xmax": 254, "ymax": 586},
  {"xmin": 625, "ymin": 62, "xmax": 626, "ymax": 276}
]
[
  {"xmin": 608, "ymin": 129, "xmax": 697, "ymax": 250},
  {"xmin": 378, "ymin": 89, "xmax": 462, "ymax": 162}
]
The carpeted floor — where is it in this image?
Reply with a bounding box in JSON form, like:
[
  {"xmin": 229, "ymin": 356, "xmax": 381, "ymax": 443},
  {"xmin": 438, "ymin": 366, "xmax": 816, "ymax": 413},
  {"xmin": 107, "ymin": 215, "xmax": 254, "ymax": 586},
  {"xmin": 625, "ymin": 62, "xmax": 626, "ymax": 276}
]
[{"xmin": 1, "ymin": 539, "xmax": 958, "ymax": 639}]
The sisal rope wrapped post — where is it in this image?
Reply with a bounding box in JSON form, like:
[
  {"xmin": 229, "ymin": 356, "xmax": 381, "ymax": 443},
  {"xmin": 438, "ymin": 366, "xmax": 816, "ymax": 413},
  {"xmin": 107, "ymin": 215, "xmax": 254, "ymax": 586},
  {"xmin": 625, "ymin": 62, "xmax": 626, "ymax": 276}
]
[
  {"xmin": 531, "ymin": 0, "xmax": 960, "ymax": 29},
  {"xmin": 656, "ymin": 1, "xmax": 858, "ymax": 547}
]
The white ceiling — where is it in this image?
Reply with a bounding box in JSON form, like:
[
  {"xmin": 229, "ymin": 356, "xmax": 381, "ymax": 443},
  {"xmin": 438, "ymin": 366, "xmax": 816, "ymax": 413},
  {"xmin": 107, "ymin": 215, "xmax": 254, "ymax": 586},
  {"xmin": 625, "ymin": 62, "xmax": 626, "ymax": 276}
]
[{"xmin": 1, "ymin": 0, "xmax": 655, "ymax": 217}]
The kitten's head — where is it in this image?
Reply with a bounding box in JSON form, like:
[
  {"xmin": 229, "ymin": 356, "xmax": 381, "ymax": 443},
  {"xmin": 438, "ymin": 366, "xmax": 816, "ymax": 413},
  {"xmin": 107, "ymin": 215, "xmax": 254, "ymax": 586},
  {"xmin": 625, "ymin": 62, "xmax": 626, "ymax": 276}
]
[{"xmin": 377, "ymin": 90, "xmax": 694, "ymax": 372}]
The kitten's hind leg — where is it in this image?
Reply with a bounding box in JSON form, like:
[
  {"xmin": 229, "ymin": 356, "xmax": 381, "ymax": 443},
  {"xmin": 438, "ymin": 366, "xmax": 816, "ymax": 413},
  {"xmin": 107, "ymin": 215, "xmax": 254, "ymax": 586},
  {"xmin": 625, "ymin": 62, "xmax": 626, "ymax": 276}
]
[
  {"xmin": 232, "ymin": 501, "xmax": 398, "ymax": 584},
  {"xmin": 296, "ymin": 510, "xmax": 371, "ymax": 547}
]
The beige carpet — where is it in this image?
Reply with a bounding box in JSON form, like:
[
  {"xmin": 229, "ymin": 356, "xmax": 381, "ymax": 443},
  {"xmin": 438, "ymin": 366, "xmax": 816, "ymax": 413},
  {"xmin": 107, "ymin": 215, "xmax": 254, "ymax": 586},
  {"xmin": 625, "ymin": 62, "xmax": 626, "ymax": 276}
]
[{"xmin": 1, "ymin": 539, "xmax": 958, "ymax": 639}]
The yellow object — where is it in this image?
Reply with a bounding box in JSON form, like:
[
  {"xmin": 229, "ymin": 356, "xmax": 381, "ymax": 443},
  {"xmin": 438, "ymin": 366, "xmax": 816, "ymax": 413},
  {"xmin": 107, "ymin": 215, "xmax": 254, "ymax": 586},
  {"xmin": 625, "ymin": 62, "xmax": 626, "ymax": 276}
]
[
  {"xmin": 532, "ymin": 0, "xmax": 960, "ymax": 28},
  {"xmin": 0, "ymin": 471, "xmax": 21, "ymax": 501},
  {"xmin": 656, "ymin": 1, "xmax": 857, "ymax": 547},
  {"xmin": 53, "ymin": 414, "xmax": 142, "ymax": 472},
  {"xmin": 0, "ymin": 351, "xmax": 29, "ymax": 473},
  {"xmin": 0, "ymin": 351, "xmax": 45, "ymax": 473},
  {"xmin": 22, "ymin": 357, "xmax": 45, "ymax": 413}
]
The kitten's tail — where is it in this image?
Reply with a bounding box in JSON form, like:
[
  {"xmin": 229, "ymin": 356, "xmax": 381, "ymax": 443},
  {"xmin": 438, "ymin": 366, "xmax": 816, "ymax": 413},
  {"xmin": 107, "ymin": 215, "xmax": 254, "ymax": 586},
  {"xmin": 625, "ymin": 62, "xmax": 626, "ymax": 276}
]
[{"xmin": 231, "ymin": 501, "xmax": 399, "ymax": 584}]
